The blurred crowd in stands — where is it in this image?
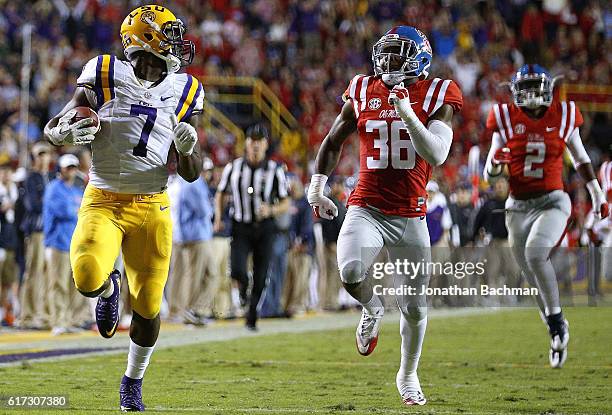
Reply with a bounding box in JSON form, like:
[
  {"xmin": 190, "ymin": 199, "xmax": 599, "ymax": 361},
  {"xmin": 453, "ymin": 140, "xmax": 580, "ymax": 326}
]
[{"xmin": 0, "ymin": 0, "xmax": 610, "ymax": 330}]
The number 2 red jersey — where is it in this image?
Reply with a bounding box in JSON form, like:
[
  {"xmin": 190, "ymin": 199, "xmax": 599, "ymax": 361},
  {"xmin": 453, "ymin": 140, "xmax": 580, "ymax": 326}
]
[
  {"xmin": 486, "ymin": 100, "xmax": 583, "ymax": 198},
  {"xmin": 343, "ymin": 75, "xmax": 462, "ymax": 217}
]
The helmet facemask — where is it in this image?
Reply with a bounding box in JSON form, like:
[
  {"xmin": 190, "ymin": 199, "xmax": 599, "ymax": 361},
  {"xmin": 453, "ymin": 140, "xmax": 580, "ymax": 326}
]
[
  {"xmin": 159, "ymin": 20, "xmax": 195, "ymax": 67},
  {"xmin": 511, "ymin": 74, "xmax": 553, "ymax": 109},
  {"xmin": 372, "ymin": 36, "xmax": 428, "ymax": 85}
]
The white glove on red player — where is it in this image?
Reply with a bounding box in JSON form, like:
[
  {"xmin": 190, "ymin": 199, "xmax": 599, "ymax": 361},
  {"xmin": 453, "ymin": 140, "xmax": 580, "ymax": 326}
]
[
  {"xmin": 492, "ymin": 147, "xmax": 512, "ymax": 165},
  {"xmin": 46, "ymin": 109, "xmax": 99, "ymax": 146},
  {"xmin": 307, "ymin": 174, "xmax": 338, "ymax": 220},
  {"xmin": 387, "ymin": 84, "xmax": 413, "ymax": 113},
  {"xmin": 173, "ymin": 122, "xmax": 198, "ymax": 156},
  {"xmin": 586, "ymin": 179, "xmax": 609, "ymax": 221}
]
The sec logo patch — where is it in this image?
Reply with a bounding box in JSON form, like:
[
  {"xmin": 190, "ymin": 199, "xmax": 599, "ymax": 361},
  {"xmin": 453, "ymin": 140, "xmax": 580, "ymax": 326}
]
[
  {"xmin": 515, "ymin": 123, "xmax": 526, "ymax": 135},
  {"xmin": 368, "ymin": 98, "xmax": 381, "ymax": 110}
]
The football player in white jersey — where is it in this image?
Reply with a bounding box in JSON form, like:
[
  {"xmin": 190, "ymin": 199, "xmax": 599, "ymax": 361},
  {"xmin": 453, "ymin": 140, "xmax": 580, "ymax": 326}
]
[{"xmin": 44, "ymin": 5, "xmax": 203, "ymax": 411}]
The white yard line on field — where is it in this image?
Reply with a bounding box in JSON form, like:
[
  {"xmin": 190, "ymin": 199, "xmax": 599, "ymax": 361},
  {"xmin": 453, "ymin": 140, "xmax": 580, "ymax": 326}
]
[{"xmin": 0, "ymin": 307, "xmax": 509, "ymax": 366}]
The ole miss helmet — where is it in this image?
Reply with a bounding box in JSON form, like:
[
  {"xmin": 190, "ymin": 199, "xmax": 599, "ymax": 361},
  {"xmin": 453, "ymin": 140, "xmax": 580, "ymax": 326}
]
[
  {"xmin": 510, "ymin": 64, "xmax": 557, "ymax": 109},
  {"xmin": 372, "ymin": 26, "xmax": 433, "ymax": 84}
]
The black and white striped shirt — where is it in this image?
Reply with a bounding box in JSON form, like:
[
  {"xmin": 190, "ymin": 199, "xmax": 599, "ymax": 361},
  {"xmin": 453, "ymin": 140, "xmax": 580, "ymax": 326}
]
[{"xmin": 218, "ymin": 157, "xmax": 288, "ymax": 223}]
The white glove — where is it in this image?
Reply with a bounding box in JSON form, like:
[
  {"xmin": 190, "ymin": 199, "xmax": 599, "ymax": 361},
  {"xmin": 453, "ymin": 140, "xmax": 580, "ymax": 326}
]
[
  {"xmin": 307, "ymin": 174, "xmax": 338, "ymax": 220},
  {"xmin": 586, "ymin": 179, "xmax": 609, "ymax": 222},
  {"xmin": 173, "ymin": 122, "xmax": 198, "ymax": 156},
  {"xmin": 46, "ymin": 109, "xmax": 99, "ymax": 146},
  {"xmin": 388, "ymin": 83, "xmax": 416, "ymax": 120}
]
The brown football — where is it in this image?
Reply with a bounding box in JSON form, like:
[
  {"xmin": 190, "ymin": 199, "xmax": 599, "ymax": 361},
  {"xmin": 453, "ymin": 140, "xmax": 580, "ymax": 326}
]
[{"xmin": 70, "ymin": 106, "xmax": 99, "ymax": 128}]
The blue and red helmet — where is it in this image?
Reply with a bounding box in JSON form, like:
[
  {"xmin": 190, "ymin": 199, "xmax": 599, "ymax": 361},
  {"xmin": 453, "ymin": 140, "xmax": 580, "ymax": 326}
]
[
  {"xmin": 510, "ymin": 64, "xmax": 555, "ymax": 108},
  {"xmin": 372, "ymin": 26, "xmax": 433, "ymax": 84}
]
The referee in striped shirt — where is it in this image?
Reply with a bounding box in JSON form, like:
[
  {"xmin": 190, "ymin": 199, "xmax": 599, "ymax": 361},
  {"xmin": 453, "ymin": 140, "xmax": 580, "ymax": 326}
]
[{"xmin": 214, "ymin": 124, "xmax": 289, "ymax": 330}]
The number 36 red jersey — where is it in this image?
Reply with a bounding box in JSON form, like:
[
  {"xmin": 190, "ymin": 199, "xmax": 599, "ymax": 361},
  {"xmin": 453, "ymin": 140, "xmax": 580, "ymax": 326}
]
[
  {"xmin": 486, "ymin": 100, "xmax": 583, "ymax": 198},
  {"xmin": 343, "ymin": 75, "xmax": 462, "ymax": 217}
]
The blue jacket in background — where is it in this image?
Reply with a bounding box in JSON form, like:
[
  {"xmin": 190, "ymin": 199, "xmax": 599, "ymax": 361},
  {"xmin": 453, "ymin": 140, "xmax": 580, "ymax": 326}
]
[
  {"xmin": 290, "ymin": 196, "xmax": 314, "ymax": 253},
  {"xmin": 210, "ymin": 187, "xmax": 232, "ymax": 238},
  {"xmin": 43, "ymin": 178, "xmax": 83, "ymax": 252},
  {"xmin": 179, "ymin": 176, "xmax": 213, "ymax": 243},
  {"xmin": 22, "ymin": 171, "xmax": 53, "ymax": 235}
]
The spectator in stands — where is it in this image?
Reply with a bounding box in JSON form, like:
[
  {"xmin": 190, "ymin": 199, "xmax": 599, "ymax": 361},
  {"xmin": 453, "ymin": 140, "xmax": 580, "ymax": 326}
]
[
  {"xmin": 18, "ymin": 141, "xmax": 53, "ymax": 329},
  {"xmin": 184, "ymin": 158, "xmax": 216, "ymax": 324},
  {"xmin": 473, "ymin": 178, "xmax": 520, "ymax": 303},
  {"xmin": 12, "ymin": 168, "xmax": 27, "ymax": 297},
  {"xmin": 167, "ymin": 158, "xmax": 215, "ymax": 326},
  {"xmin": 448, "ymin": 182, "xmax": 476, "ymax": 249},
  {"xmin": 520, "ymin": 3, "xmax": 545, "ymax": 61},
  {"xmin": 316, "ymin": 176, "xmax": 346, "ymax": 311},
  {"xmin": 448, "ymin": 182, "xmax": 478, "ymax": 305},
  {"xmin": 166, "ymin": 173, "xmax": 185, "ymax": 322},
  {"xmin": 209, "ymin": 165, "xmax": 234, "ymax": 319},
  {"xmin": 42, "ymin": 153, "xmax": 88, "ymax": 334},
  {"xmin": 282, "ymin": 177, "xmax": 314, "ymax": 316},
  {"xmin": 261, "ymin": 168, "xmax": 291, "ymax": 318},
  {"xmin": 426, "ymin": 181, "xmax": 453, "ymax": 306},
  {"xmin": 0, "ymin": 163, "xmax": 18, "ymax": 326}
]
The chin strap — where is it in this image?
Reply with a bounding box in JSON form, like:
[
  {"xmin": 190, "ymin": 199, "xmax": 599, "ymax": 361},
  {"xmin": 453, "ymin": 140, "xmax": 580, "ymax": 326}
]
[{"xmin": 128, "ymin": 35, "xmax": 180, "ymax": 74}]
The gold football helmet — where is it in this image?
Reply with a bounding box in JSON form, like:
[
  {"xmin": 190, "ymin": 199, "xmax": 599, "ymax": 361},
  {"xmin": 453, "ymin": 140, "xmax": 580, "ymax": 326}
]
[{"xmin": 120, "ymin": 5, "xmax": 194, "ymax": 73}]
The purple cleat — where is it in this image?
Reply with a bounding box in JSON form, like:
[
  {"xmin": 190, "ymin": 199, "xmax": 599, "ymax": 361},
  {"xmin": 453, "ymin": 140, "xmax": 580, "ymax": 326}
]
[
  {"xmin": 95, "ymin": 270, "xmax": 121, "ymax": 339},
  {"xmin": 120, "ymin": 375, "xmax": 145, "ymax": 412}
]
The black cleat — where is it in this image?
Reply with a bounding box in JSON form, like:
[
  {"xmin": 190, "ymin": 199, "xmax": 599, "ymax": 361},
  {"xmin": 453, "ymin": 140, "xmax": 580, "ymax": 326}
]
[
  {"xmin": 547, "ymin": 313, "xmax": 569, "ymax": 368},
  {"xmin": 95, "ymin": 270, "xmax": 121, "ymax": 339}
]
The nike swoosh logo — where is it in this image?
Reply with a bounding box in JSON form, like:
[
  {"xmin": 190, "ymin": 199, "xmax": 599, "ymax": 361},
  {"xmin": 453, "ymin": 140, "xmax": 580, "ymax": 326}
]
[
  {"xmin": 106, "ymin": 322, "xmax": 118, "ymax": 337},
  {"xmin": 105, "ymin": 278, "xmax": 120, "ymax": 337},
  {"xmin": 160, "ymin": 206, "xmax": 169, "ymax": 211},
  {"xmin": 160, "ymin": 96, "xmax": 172, "ymax": 101},
  {"xmin": 546, "ymin": 127, "xmax": 556, "ymax": 132}
]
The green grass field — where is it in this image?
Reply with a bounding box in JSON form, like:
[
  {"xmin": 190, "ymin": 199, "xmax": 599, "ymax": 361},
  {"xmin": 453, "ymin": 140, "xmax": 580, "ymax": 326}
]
[{"xmin": 1, "ymin": 308, "xmax": 611, "ymax": 414}]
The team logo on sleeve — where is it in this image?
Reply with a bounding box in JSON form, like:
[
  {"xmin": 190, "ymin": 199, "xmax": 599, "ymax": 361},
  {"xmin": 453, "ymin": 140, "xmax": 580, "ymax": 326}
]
[
  {"xmin": 369, "ymin": 98, "xmax": 382, "ymax": 110},
  {"xmin": 515, "ymin": 123, "xmax": 526, "ymax": 135}
]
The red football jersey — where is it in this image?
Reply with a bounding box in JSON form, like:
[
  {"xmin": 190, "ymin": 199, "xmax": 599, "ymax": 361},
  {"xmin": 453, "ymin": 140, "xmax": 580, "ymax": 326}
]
[
  {"xmin": 486, "ymin": 100, "xmax": 583, "ymax": 197},
  {"xmin": 343, "ymin": 75, "xmax": 462, "ymax": 217}
]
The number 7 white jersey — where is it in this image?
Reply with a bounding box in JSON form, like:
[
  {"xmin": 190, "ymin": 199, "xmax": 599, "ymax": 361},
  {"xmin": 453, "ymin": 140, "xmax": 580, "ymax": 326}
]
[{"xmin": 77, "ymin": 55, "xmax": 204, "ymax": 194}]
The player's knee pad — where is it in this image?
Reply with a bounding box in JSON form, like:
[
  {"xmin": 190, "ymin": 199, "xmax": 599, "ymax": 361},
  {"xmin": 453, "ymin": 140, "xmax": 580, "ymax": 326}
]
[
  {"xmin": 401, "ymin": 306, "xmax": 427, "ymax": 324},
  {"xmin": 130, "ymin": 287, "xmax": 163, "ymax": 320},
  {"xmin": 339, "ymin": 260, "xmax": 367, "ymax": 284},
  {"xmin": 131, "ymin": 302, "xmax": 160, "ymax": 320},
  {"xmin": 524, "ymin": 246, "xmax": 550, "ymax": 271},
  {"xmin": 71, "ymin": 252, "xmax": 107, "ymax": 294}
]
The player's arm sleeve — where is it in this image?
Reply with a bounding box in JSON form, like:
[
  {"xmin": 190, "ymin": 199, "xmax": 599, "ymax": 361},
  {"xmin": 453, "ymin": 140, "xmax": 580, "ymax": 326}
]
[
  {"xmin": 274, "ymin": 165, "xmax": 289, "ymax": 200},
  {"xmin": 483, "ymin": 132, "xmax": 505, "ymax": 181},
  {"xmin": 76, "ymin": 56, "xmax": 101, "ymax": 108},
  {"xmin": 396, "ymin": 115, "xmax": 453, "ymax": 167},
  {"xmin": 565, "ymin": 128, "xmax": 591, "ymax": 169},
  {"xmin": 562, "ymin": 102, "xmax": 584, "ymax": 143},
  {"xmin": 341, "ymin": 74, "xmax": 366, "ymax": 118},
  {"xmin": 217, "ymin": 162, "xmax": 233, "ymax": 194},
  {"xmin": 191, "ymin": 84, "xmax": 205, "ymax": 117},
  {"xmin": 176, "ymin": 76, "xmax": 205, "ymax": 122},
  {"xmin": 397, "ymin": 81, "xmax": 461, "ymax": 166}
]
